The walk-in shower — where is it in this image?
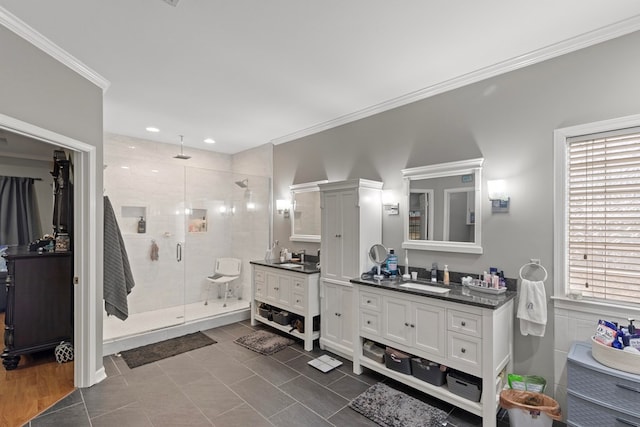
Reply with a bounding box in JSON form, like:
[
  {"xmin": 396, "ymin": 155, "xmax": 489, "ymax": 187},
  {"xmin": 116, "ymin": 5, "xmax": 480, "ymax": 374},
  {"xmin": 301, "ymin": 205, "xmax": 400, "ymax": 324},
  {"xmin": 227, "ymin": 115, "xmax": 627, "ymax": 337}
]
[{"xmin": 102, "ymin": 138, "xmax": 270, "ymax": 354}]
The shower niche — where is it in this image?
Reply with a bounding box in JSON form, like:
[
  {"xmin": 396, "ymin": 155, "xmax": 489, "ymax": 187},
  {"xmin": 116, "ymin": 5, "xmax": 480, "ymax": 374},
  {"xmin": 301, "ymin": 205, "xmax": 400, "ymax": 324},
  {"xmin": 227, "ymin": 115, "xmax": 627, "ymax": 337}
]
[{"xmin": 188, "ymin": 209, "xmax": 208, "ymax": 233}]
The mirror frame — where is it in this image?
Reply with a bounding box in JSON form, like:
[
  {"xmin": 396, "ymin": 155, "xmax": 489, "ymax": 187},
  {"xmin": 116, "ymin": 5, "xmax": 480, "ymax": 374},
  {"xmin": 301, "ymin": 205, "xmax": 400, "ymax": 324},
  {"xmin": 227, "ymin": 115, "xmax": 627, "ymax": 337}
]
[
  {"xmin": 401, "ymin": 158, "xmax": 484, "ymax": 254},
  {"xmin": 289, "ymin": 180, "xmax": 328, "ymax": 243}
]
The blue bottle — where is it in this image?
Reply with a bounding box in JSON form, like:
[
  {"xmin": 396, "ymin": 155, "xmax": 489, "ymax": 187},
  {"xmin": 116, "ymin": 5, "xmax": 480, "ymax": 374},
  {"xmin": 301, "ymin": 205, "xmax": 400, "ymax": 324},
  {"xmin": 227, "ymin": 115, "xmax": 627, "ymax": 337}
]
[{"xmin": 387, "ymin": 249, "xmax": 398, "ymax": 276}]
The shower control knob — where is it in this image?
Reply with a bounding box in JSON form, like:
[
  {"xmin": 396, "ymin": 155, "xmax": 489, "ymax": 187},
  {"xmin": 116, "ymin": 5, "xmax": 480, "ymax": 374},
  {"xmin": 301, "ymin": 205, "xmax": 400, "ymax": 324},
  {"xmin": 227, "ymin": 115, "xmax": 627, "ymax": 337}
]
[
  {"xmin": 461, "ymin": 321, "xmax": 466, "ymax": 327},
  {"xmin": 405, "ymin": 322, "xmax": 409, "ymax": 327},
  {"xmin": 461, "ymin": 348, "xmax": 466, "ymax": 354}
]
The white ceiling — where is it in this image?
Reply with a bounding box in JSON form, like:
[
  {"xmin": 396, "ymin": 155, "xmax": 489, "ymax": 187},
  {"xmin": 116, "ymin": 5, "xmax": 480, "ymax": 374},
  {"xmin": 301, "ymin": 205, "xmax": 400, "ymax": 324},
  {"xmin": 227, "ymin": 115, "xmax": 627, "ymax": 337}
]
[{"xmin": 2, "ymin": 0, "xmax": 640, "ymax": 155}]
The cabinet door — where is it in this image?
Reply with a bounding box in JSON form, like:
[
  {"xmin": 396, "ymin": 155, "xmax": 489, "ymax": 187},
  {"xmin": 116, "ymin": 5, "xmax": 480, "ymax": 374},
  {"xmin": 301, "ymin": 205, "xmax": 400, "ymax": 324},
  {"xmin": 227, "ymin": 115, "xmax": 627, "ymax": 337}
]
[
  {"xmin": 338, "ymin": 190, "xmax": 360, "ymax": 282},
  {"xmin": 321, "ymin": 282, "xmax": 342, "ymax": 343},
  {"xmin": 266, "ymin": 271, "xmax": 292, "ymax": 307},
  {"xmin": 412, "ymin": 301, "xmax": 446, "ymax": 358},
  {"xmin": 382, "ymin": 296, "xmax": 412, "ymax": 346},
  {"xmin": 339, "ymin": 286, "xmax": 354, "ymax": 348},
  {"xmin": 322, "ymin": 192, "xmax": 341, "ymax": 281}
]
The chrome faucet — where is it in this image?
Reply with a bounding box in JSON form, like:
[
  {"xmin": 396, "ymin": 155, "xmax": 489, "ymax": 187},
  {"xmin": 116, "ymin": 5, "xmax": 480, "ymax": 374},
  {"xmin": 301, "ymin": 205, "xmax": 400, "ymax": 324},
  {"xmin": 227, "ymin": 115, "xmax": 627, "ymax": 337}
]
[{"xmin": 298, "ymin": 249, "xmax": 306, "ymax": 263}]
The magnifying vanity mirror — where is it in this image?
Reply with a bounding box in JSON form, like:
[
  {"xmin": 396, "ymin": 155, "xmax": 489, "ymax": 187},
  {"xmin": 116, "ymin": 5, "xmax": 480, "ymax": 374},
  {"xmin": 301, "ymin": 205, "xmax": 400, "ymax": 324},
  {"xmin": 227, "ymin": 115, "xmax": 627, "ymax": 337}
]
[
  {"xmin": 369, "ymin": 244, "xmax": 388, "ymax": 279},
  {"xmin": 401, "ymin": 158, "xmax": 484, "ymax": 254},
  {"xmin": 290, "ymin": 180, "xmax": 328, "ymax": 242}
]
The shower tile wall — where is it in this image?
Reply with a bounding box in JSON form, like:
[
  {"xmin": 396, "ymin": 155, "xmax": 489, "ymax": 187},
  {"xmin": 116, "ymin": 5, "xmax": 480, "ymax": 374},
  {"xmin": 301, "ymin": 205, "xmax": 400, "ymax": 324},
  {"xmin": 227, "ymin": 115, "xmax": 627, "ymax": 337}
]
[{"xmin": 104, "ymin": 134, "xmax": 270, "ymax": 320}]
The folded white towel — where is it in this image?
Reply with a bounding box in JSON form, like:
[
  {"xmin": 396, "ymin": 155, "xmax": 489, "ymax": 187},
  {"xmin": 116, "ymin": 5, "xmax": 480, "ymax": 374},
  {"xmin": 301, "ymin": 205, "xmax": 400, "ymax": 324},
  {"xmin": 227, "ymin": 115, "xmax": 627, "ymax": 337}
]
[{"xmin": 517, "ymin": 279, "xmax": 547, "ymax": 337}]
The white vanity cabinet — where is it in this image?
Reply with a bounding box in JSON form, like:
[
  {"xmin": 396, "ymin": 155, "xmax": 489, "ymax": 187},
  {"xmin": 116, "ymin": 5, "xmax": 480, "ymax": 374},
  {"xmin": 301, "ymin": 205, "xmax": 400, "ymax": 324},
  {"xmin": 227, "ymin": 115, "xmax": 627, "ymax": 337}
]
[
  {"xmin": 319, "ymin": 179, "xmax": 383, "ymax": 359},
  {"xmin": 250, "ymin": 263, "xmax": 320, "ymax": 351},
  {"xmin": 353, "ymin": 284, "xmax": 514, "ymax": 427}
]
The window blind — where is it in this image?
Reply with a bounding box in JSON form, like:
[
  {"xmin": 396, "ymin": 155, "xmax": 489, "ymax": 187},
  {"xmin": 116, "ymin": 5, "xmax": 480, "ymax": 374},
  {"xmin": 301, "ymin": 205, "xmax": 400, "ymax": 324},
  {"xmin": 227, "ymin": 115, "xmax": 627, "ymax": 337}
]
[{"xmin": 567, "ymin": 127, "xmax": 640, "ymax": 304}]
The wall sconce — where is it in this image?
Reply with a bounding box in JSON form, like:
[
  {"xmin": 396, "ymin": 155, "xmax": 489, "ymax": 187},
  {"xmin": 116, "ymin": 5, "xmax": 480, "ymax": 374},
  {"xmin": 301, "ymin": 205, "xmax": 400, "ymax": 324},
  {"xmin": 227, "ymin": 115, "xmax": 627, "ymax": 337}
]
[
  {"xmin": 487, "ymin": 179, "xmax": 509, "ymax": 213},
  {"xmin": 276, "ymin": 199, "xmax": 290, "ymax": 218},
  {"xmin": 382, "ymin": 190, "xmax": 400, "ymax": 215}
]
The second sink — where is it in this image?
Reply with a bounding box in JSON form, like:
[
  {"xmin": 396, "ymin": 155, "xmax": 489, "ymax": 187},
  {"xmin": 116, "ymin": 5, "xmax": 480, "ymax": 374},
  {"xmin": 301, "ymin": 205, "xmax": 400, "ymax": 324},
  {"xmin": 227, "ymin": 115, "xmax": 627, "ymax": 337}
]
[{"xmin": 399, "ymin": 283, "xmax": 451, "ymax": 294}]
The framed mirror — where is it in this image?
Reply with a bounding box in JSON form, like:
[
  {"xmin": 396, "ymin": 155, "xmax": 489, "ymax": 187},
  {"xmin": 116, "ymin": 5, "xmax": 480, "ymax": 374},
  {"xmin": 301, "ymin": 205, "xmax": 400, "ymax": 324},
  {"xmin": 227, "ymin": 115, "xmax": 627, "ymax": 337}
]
[
  {"xmin": 401, "ymin": 158, "xmax": 484, "ymax": 254},
  {"xmin": 290, "ymin": 180, "xmax": 328, "ymax": 242}
]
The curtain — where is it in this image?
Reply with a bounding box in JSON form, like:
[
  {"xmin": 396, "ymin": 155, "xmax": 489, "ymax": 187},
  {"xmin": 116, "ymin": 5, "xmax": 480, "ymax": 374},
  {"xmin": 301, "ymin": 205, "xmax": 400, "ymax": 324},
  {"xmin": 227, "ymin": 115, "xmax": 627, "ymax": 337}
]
[{"xmin": 0, "ymin": 176, "xmax": 43, "ymax": 246}]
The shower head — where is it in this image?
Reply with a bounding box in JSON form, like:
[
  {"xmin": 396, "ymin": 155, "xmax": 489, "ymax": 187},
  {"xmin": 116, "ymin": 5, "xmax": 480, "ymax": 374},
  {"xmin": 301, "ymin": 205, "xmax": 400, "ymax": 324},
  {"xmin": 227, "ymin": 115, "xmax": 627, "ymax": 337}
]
[
  {"xmin": 235, "ymin": 179, "xmax": 248, "ymax": 188},
  {"xmin": 173, "ymin": 135, "xmax": 191, "ymax": 160}
]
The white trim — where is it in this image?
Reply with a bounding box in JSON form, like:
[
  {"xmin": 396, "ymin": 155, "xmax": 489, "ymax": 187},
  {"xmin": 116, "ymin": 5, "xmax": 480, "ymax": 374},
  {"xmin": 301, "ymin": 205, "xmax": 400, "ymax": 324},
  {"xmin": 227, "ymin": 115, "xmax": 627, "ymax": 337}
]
[
  {"xmin": 553, "ymin": 113, "xmax": 640, "ymax": 305},
  {"xmin": 0, "ymin": 112, "xmax": 101, "ymax": 388},
  {"xmin": 290, "ymin": 180, "xmax": 328, "ymax": 243},
  {"xmin": 271, "ymin": 15, "xmax": 640, "ymax": 145},
  {"xmin": 0, "ymin": 6, "xmax": 110, "ymax": 92}
]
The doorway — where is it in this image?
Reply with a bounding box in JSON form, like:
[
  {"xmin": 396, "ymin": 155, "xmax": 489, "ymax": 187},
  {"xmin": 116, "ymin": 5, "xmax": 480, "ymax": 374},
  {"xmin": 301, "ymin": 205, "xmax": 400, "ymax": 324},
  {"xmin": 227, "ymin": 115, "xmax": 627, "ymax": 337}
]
[{"xmin": 0, "ymin": 112, "xmax": 100, "ymax": 388}]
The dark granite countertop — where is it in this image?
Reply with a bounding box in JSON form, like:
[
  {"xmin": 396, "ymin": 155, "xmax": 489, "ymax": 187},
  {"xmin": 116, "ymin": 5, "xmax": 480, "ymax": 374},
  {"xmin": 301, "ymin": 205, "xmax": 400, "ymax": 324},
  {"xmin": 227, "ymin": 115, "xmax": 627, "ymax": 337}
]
[
  {"xmin": 350, "ymin": 276, "xmax": 516, "ymax": 310},
  {"xmin": 250, "ymin": 259, "xmax": 321, "ymax": 275}
]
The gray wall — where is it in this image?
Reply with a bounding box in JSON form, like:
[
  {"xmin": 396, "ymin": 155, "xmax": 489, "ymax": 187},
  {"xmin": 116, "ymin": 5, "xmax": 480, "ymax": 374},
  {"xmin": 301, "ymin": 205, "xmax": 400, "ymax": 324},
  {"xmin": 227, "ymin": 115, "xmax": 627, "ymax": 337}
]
[
  {"xmin": 0, "ymin": 25, "xmax": 104, "ymax": 375},
  {"xmin": 273, "ymin": 30, "xmax": 640, "ymax": 387}
]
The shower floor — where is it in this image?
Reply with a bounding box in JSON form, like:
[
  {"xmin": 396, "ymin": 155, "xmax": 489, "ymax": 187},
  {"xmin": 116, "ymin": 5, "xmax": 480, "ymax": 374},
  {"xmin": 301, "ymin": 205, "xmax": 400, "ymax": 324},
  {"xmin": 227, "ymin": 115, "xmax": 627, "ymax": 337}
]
[{"xmin": 103, "ymin": 298, "xmax": 249, "ymax": 342}]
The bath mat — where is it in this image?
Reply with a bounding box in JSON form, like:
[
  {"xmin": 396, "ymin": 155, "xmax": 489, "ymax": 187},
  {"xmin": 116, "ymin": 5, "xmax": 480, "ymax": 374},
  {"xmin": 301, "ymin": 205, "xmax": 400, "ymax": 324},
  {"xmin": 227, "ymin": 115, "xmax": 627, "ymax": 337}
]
[
  {"xmin": 234, "ymin": 330, "xmax": 295, "ymax": 355},
  {"xmin": 349, "ymin": 382, "xmax": 449, "ymax": 427},
  {"xmin": 119, "ymin": 332, "xmax": 216, "ymax": 369}
]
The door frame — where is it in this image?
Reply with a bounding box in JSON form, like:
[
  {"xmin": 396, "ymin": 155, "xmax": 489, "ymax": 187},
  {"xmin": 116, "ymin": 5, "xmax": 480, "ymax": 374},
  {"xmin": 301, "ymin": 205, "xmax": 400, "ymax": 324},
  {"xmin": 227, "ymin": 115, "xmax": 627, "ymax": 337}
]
[{"xmin": 0, "ymin": 112, "xmax": 102, "ymax": 387}]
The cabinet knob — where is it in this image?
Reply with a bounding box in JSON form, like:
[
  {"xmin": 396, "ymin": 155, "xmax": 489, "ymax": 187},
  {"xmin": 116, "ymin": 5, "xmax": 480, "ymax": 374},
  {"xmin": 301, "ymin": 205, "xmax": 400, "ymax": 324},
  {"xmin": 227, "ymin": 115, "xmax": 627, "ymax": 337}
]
[
  {"xmin": 461, "ymin": 321, "xmax": 466, "ymax": 327},
  {"xmin": 367, "ymin": 300, "xmax": 371, "ymax": 304},
  {"xmin": 335, "ymin": 234, "xmax": 341, "ymax": 238},
  {"xmin": 366, "ymin": 320, "xmax": 371, "ymax": 325},
  {"xmin": 337, "ymin": 313, "xmax": 341, "ymax": 317},
  {"xmin": 405, "ymin": 322, "xmax": 409, "ymax": 327},
  {"xmin": 410, "ymin": 324, "xmax": 415, "ymax": 328},
  {"xmin": 461, "ymin": 348, "xmax": 466, "ymax": 354},
  {"xmin": 296, "ymin": 299, "xmax": 300, "ymax": 303},
  {"xmin": 274, "ymin": 287, "xmax": 279, "ymax": 290}
]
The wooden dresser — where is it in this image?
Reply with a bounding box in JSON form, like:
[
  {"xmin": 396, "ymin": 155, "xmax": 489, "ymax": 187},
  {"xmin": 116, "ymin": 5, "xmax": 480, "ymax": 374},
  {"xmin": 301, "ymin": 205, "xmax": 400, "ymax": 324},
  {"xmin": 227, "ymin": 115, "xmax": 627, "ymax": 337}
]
[{"xmin": 1, "ymin": 246, "xmax": 73, "ymax": 370}]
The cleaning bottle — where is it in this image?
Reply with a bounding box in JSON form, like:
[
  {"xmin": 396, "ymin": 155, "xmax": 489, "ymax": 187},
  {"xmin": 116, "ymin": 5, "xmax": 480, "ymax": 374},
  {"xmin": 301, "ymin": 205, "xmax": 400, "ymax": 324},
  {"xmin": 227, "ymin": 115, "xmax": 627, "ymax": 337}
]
[
  {"xmin": 443, "ymin": 265, "xmax": 450, "ymax": 285},
  {"xmin": 137, "ymin": 216, "xmax": 146, "ymax": 233},
  {"xmin": 387, "ymin": 249, "xmax": 398, "ymax": 276}
]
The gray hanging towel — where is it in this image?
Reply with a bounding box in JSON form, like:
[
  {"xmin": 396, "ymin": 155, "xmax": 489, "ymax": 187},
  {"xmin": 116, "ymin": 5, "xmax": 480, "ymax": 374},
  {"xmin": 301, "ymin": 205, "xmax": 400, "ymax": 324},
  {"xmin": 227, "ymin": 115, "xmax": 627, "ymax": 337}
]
[
  {"xmin": 150, "ymin": 240, "xmax": 159, "ymax": 261},
  {"xmin": 103, "ymin": 196, "xmax": 135, "ymax": 320}
]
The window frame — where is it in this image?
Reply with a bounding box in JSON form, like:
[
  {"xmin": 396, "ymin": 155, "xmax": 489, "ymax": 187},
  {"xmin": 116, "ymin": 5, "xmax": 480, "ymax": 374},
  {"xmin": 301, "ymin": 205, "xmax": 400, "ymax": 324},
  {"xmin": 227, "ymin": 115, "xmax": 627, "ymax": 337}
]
[{"xmin": 554, "ymin": 114, "xmax": 640, "ymax": 318}]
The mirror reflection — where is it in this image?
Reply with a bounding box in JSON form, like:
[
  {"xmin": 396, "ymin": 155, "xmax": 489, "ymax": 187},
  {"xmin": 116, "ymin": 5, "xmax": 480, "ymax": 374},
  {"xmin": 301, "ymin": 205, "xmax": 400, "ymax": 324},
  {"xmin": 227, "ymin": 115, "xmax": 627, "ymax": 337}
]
[
  {"xmin": 402, "ymin": 158, "xmax": 483, "ymax": 254},
  {"xmin": 290, "ymin": 180, "xmax": 328, "ymax": 242},
  {"xmin": 368, "ymin": 244, "xmax": 388, "ymax": 279}
]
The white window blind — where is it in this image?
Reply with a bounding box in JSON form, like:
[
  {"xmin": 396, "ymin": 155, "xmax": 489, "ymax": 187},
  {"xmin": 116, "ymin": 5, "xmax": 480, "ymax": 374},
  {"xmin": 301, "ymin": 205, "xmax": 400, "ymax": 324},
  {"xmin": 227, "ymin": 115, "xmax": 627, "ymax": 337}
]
[{"xmin": 567, "ymin": 127, "xmax": 640, "ymax": 304}]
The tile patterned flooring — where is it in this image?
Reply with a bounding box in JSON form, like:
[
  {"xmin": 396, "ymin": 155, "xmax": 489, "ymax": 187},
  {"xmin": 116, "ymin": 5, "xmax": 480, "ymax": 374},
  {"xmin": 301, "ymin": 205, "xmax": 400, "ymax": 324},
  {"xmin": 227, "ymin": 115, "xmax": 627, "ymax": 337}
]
[{"xmin": 25, "ymin": 320, "xmax": 516, "ymax": 427}]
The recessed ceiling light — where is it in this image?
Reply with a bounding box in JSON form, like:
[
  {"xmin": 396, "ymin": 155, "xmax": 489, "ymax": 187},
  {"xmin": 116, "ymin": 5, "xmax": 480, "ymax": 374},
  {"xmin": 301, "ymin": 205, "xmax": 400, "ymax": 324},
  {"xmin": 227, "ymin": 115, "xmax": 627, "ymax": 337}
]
[
  {"xmin": 121, "ymin": 166, "xmax": 129, "ymax": 169},
  {"xmin": 204, "ymin": 138, "xmax": 216, "ymax": 144},
  {"xmin": 151, "ymin": 169, "xmax": 159, "ymax": 173},
  {"xmin": 146, "ymin": 127, "xmax": 160, "ymax": 132}
]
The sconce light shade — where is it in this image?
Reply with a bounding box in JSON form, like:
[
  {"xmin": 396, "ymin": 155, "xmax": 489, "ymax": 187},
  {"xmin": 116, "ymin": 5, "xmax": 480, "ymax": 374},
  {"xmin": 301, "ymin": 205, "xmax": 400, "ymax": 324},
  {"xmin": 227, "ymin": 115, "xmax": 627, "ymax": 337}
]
[
  {"xmin": 487, "ymin": 179, "xmax": 509, "ymax": 213},
  {"xmin": 276, "ymin": 199, "xmax": 291, "ymax": 218},
  {"xmin": 487, "ymin": 180, "xmax": 509, "ymax": 201}
]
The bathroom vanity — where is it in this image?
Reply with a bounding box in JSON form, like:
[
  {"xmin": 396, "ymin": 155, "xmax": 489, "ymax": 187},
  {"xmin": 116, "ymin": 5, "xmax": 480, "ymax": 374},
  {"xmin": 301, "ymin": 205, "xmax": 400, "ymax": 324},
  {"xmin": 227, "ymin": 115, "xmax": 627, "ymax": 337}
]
[
  {"xmin": 250, "ymin": 260, "xmax": 320, "ymax": 351},
  {"xmin": 351, "ymin": 277, "xmax": 515, "ymax": 427}
]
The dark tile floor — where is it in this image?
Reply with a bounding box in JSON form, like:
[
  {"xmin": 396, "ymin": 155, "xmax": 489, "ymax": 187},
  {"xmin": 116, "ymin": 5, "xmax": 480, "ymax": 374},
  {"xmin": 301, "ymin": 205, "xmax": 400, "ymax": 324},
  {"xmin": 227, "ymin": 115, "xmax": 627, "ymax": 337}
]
[{"xmin": 25, "ymin": 320, "xmax": 530, "ymax": 426}]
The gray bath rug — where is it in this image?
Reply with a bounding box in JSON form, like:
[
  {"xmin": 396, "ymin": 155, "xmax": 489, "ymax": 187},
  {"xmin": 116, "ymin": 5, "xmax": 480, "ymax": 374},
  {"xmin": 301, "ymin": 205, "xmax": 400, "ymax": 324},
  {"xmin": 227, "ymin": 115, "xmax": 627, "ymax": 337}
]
[
  {"xmin": 349, "ymin": 382, "xmax": 449, "ymax": 427},
  {"xmin": 119, "ymin": 332, "xmax": 216, "ymax": 369},
  {"xmin": 234, "ymin": 330, "xmax": 295, "ymax": 355}
]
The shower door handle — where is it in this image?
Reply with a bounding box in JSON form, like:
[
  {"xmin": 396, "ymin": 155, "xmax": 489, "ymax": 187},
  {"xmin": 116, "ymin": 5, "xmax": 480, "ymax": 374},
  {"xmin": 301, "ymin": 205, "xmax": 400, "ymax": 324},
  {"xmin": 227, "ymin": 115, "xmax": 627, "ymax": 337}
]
[{"xmin": 176, "ymin": 243, "xmax": 182, "ymax": 262}]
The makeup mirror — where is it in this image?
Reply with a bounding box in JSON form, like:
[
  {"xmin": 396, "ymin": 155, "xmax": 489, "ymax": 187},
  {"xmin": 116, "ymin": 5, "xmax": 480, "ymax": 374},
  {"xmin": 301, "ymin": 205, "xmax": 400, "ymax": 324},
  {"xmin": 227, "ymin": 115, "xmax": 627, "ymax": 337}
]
[{"xmin": 369, "ymin": 244, "xmax": 388, "ymax": 279}]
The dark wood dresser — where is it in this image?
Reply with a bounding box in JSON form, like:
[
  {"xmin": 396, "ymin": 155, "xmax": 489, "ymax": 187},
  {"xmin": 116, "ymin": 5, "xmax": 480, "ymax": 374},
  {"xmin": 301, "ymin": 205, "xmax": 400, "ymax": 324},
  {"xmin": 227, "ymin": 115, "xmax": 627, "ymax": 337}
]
[{"xmin": 1, "ymin": 246, "xmax": 73, "ymax": 370}]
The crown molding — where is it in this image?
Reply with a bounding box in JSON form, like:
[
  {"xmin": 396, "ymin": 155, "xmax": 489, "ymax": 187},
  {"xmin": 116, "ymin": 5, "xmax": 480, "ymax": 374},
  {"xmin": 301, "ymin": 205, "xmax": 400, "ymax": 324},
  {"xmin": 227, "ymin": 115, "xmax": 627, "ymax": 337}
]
[
  {"xmin": 0, "ymin": 6, "xmax": 110, "ymax": 92},
  {"xmin": 271, "ymin": 14, "xmax": 640, "ymax": 145}
]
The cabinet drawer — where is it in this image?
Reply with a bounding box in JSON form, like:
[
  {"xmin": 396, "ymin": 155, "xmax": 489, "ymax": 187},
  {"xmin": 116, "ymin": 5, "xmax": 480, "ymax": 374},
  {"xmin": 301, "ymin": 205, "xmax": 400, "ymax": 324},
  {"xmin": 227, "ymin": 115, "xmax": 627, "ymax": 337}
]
[
  {"xmin": 293, "ymin": 278, "xmax": 305, "ymax": 292},
  {"xmin": 360, "ymin": 310, "xmax": 381, "ymax": 337},
  {"xmin": 360, "ymin": 292, "xmax": 381, "ymax": 311},
  {"xmin": 255, "ymin": 283, "xmax": 265, "ymax": 298},
  {"xmin": 568, "ymin": 361, "xmax": 640, "ymax": 416},
  {"xmin": 292, "ymin": 292, "xmax": 305, "ymax": 311},
  {"xmin": 254, "ymin": 269, "xmax": 265, "ymax": 283},
  {"xmin": 568, "ymin": 392, "xmax": 640, "ymax": 426},
  {"xmin": 448, "ymin": 310, "xmax": 482, "ymax": 337},
  {"xmin": 448, "ymin": 332, "xmax": 481, "ymax": 372}
]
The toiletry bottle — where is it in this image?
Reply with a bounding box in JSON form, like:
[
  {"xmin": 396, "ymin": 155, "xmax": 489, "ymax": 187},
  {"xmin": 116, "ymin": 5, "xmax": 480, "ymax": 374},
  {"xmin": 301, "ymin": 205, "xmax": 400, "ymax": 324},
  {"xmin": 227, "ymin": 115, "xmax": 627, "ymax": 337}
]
[
  {"xmin": 387, "ymin": 249, "xmax": 398, "ymax": 276},
  {"xmin": 443, "ymin": 265, "xmax": 449, "ymax": 285},
  {"xmin": 431, "ymin": 263, "xmax": 438, "ymax": 283},
  {"xmin": 138, "ymin": 216, "xmax": 146, "ymax": 233},
  {"xmin": 483, "ymin": 271, "xmax": 490, "ymax": 286}
]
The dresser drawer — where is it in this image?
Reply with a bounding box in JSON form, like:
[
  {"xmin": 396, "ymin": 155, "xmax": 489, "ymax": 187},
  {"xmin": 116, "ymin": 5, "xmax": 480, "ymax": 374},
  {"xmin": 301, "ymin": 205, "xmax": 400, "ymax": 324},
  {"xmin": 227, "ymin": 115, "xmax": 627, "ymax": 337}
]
[
  {"xmin": 448, "ymin": 332, "xmax": 481, "ymax": 374},
  {"xmin": 448, "ymin": 310, "xmax": 482, "ymax": 338},
  {"xmin": 292, "ymin": 292, "xmax": 305, "ymax": 311},
  {"xmin": 293, "ymin": 278, "xmax": 306, "ymax": 293},
  {"xmin": 360, "ymin": 291, "xmax": 381, "ymax": 311},
  {"xmin": 568, "ymin": 392, "xmax": 640, "ymax": 427},
  {"xmin": 568, "ymin": 360, "xmax": 640, "ymax": 416},
  {"xmin": 254, "ymin": 269, "xmax": 265, "ymax": 284},
  {"xmin": 255, "ymin": 282, "xmax": 265, "ymax": 298},
  {"xmin": 360, "ymin": 310, "xmax": 381, "ymax": 337}
]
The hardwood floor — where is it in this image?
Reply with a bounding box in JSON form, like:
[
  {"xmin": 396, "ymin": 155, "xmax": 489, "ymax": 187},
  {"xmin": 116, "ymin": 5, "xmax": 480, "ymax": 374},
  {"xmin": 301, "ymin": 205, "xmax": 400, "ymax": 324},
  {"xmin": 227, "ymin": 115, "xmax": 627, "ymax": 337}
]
[{"xmin": 0, "ymin": 312, "xmax": 75, "ymax": 427}]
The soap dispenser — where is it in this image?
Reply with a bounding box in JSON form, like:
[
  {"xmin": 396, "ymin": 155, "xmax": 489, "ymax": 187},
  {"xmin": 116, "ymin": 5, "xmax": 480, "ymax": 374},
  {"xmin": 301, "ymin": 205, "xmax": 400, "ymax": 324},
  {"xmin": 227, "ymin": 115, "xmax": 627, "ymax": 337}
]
[
  {"xmin": 137, "ymin": 216, "xmax": 146, "ymax": 234},
  {"xmin": 443, "ymin": 265, "xmax": 450, "ymax": 285}
]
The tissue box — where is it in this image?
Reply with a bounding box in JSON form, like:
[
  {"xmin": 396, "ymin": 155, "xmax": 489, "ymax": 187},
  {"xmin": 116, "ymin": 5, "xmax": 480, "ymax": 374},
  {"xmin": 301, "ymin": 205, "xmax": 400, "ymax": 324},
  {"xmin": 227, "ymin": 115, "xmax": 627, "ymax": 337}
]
[
  {"xmin": 411, "ymin": 358, "xmax": 447, "ymax": 386},
  {"xmin": 385, "ymin": 347, "xmax": 412, "ymax": 374}
]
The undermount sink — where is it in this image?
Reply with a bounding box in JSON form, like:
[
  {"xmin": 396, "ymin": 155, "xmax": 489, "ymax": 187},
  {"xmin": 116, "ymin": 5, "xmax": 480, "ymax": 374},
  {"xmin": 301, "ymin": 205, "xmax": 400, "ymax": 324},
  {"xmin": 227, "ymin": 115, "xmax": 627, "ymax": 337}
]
[
  {"xmin": 399, "ymin": 283, "xmax": 451, "ymax": 294},
  {"xmin": 278, "ymin": 263, "xmax": 304, "ymax": 268}
]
